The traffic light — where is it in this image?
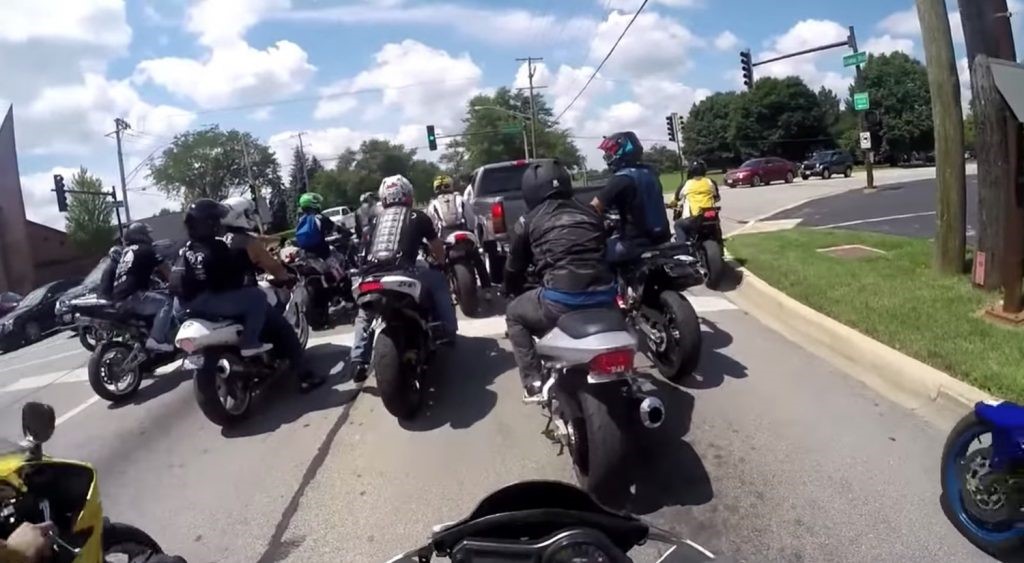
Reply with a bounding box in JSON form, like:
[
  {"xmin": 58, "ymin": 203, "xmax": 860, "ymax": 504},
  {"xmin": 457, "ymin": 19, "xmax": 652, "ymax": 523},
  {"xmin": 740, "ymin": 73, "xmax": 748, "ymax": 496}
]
[
  {"xmin": 53, "ymin": 174, "xmax": 67, "ymax": 212},
  {"xmin": 666, "ymin": 114, "xmax": 676, "ymax": 143},
  {"xmin": 426, "ymin": 125, "xmax": 437, "ymax": 151},
  {"xmin": 740, "ymin": 49, "xmax": 754, "ymax": 90}
]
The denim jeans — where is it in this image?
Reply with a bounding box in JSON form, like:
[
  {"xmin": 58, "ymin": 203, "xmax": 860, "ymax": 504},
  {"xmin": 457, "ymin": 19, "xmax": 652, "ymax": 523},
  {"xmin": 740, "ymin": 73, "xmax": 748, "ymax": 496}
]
[
  {"xmin": 606, "ymin": 235, "xmax": 652, "ymax": 265},
  {"xmin": 184, "ymin": 287, "xmax": 267, "ymax": 349},
  {"xmin": 124, "ymin": 291, "xmax": 176, "ymax": 344},
  {"xmin": 348, "ymin": 266, "xmax": 459, "ymax": 366}
]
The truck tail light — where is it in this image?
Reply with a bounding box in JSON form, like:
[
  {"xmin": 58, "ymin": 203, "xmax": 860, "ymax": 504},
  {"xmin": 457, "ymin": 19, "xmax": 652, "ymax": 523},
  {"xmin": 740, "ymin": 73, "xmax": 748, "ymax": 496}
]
[{"xmin": 492, "ymin": 201, "xmax": 506, "ymax": 235}]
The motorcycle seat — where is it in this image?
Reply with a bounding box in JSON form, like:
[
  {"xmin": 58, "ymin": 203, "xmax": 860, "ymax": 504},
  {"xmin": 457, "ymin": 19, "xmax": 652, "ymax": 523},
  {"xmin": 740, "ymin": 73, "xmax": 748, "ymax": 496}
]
[{"xmin": 556, "ymin": 308, "xmax": 627, "ymax": 339}]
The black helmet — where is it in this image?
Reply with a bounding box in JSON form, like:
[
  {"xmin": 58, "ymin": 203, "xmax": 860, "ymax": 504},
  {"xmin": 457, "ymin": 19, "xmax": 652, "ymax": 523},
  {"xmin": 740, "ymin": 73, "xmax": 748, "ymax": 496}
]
[
  {"xmin": 687, "ymin": 159, "xmax": 707, "ymax": 178},
  {"xmin": 123, "ymin": 222, "xmax": 153, "ymax": 245},
  {"xmin": 598, "ymin": 131, "xmax": 643, "ymax": 170},
  {"xmin": 184, "ymin": 198, "xmax": 228, "ymax": 240},
  {"xmin": 521, "ymin": 159, "xmax": 572, "ymax": 211}
]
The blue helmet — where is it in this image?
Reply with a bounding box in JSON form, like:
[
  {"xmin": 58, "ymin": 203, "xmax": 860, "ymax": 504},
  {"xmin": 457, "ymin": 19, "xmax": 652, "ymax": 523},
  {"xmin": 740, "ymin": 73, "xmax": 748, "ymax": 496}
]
[{"xmin": 599, "ymin": 131, "xmax": 644, "ymax": 170}]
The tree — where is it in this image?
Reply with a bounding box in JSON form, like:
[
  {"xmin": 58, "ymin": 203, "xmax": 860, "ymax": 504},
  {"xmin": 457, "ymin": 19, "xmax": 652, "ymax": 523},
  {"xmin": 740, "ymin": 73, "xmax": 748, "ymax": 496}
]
[
  {"xmin": 65, "ymin": 167, "xmax": 115, "ymax": 254},
  {"xmin": 149, "ymin": 126, "xmax": 284, "ymax": 204},
  {"xmin": 312, "ymin": 139, "xmax": 443, "ymax": 208},
  {"xmin": 855, "ymin": 52, "xmax": 934, "ymax": 159},
  {"xmin": 681, "ymin": 92, "xmax": 740, "ymax": 169},
  {"xmin": 155, "ymin": 207, "xmax": 177, "ymax": 216},
  {"xmin": 730, "ymin": 77, "xmax": 830, "ymax": 162},
  {"xmin": 645, "ymin": 145, "xmax": 681, "ymax": 173},
  {"xmin": 963, "ymin": 107, "xmax": 976, "ymax": 152},
  {"xmin": 447, "ymin": 87, "xmax": 583, "ymax": 171},
  {"xmin": 818, "ymin": 87, "xmax": 842, "ymax": 132}
]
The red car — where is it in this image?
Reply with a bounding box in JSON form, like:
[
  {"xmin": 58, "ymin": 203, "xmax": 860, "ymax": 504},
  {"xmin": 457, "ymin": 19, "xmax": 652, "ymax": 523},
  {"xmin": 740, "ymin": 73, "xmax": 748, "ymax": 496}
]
[{"xmin": 724, "ymin": 157, "xmax": 798, "ymax": 188}]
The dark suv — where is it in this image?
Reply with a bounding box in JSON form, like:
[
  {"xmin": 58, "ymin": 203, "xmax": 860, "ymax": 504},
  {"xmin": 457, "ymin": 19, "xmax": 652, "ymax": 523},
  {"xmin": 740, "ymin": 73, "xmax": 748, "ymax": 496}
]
[{"xmin": 801, "ymin": 150, "xmax": 854, "ymax": 180}]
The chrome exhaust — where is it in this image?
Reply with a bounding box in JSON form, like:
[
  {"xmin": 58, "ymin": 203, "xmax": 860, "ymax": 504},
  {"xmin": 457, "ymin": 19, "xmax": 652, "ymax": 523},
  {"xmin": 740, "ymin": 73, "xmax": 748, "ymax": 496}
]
[{"xmin": 638, "ymin": 395, "xmax": 665, "ymax": 429}]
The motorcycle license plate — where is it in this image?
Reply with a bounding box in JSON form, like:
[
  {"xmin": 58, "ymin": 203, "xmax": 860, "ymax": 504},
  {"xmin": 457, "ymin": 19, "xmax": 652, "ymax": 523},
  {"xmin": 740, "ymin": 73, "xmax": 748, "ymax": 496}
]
[{"xmin": 183, "ymin": 355, "xmax": 204, "ymax": 369}]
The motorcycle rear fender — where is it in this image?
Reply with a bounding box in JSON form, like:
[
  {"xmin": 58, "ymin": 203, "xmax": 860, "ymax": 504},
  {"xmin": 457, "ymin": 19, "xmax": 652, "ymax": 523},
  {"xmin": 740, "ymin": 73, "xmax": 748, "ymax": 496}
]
[
  {"xmin": 975, "ymin": 400, "xmax": 1024, "ymax": 469},
  {"xmin": 444, "ymin": 230, "xmax": 479, "ymax": 247},
  {"xmin": 537, "ymin": 328, "xmax": 635, "ymax": 367},
  {"xmin": 360, "ymin": 274, "xmax": 421, "ymax": 299},
  {"xmin": 175, "ymin": 319, "xmax": 241, "ymax": 351}
]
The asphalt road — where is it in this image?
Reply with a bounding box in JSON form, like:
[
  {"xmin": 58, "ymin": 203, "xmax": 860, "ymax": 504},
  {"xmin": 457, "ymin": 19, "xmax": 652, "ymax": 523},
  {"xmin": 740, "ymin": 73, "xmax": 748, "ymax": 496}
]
[
  {"xmin": 765, "ymin": 175, "xmax": 980, "ymax": 243},
  {"xmin": 0, "ymin": 168, "xmax": 993, "ymax": 562}
]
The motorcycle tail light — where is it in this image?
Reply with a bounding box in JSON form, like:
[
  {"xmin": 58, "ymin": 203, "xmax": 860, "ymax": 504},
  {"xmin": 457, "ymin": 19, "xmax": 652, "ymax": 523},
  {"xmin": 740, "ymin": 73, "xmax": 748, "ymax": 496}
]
[
  {"xmin": 358, "ymin": 280, "xmax": 384, "ymax": 293},
  {"xmin": 589, "ymin": 349, "xmax": 634, "ymax": 375},
  {"xmin": 454, "ymin": 233, "xmax": 469, "ymax": 243},
  {"xmin": 702, "ymin": 209, "xmax": 718, "ymax": 219},
  {"xmin": 491, "ymin": 201, "xmax": 506, "ymax": 235}
]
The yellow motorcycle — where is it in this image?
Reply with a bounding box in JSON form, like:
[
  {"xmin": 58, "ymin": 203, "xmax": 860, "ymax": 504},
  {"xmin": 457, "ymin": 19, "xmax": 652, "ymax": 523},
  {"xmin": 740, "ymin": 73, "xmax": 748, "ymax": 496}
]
[{"xmin": 0, "ymin": 402, "xmax": 165, "ymax": 562}]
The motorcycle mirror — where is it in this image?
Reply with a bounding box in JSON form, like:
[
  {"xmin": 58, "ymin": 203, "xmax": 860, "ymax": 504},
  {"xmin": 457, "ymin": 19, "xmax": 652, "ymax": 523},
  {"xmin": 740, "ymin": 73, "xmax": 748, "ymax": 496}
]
[{"xmin": 22, "ymin": 402, "xmax": 55, "ymax": 444}]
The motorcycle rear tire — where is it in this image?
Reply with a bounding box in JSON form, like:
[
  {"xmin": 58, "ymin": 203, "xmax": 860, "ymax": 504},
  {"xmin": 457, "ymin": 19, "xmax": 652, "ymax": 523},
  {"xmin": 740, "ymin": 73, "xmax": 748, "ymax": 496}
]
[
  {"xmin": 577, "ymin": 385, "xmax": 632, "ymax": 509},
  {"xmin": 701, "ymin": 239, "xmax": 725, "ymax": 290},
  {"xmin": 193, "ymin": 353, "xmax": 252, "ymax": 427},
  {"xmin": 103, "ymin": 520, "xmax": 163, "ymax": 557},
  {"xmin": 453, "ymin": 262, "xmax": 479, "ymax": 317},
  {"xmin": 88, "ymin": 341, "xmax": 142, "ymax": 402},
  {"xmin": 373, "ymin": 330, "xmax": 422, "ymax": 420},
  {"xmin": 651, "ymin": 291, "xmax": 701, "ymax": 383}
]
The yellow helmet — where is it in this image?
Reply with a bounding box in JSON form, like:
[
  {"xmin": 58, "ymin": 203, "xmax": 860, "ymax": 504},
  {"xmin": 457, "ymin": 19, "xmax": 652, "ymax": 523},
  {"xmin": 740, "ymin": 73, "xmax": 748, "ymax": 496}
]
[{"xmin": 433, "ymin": 174, "xmax": 453, "ymax": 193}]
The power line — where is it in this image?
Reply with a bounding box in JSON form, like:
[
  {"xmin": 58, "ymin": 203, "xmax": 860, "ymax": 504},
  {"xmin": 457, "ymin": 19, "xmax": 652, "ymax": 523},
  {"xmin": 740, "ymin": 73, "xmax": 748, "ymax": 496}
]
[{"xmin": 552, "ymin": 0, "xmax": 649, "ymax": 123}]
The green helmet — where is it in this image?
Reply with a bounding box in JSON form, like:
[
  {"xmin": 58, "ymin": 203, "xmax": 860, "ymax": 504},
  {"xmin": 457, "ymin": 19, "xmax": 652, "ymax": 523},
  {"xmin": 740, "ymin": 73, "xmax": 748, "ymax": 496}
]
[{"xmin": 298, "ymin": 192, "xmax": 323, "ymax": 210}]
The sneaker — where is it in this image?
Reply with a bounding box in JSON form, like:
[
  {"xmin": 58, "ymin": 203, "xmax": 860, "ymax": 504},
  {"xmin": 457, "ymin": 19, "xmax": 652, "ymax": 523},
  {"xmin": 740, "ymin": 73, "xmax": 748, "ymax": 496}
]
[
  {"xmin": 145, "ymin": 338, "xmax": 174, "ymax": 352},
  {"xmin": 240, "ymin": 343, "xmax": 273, "ymax": 357},
  {"xmin": 351, "ymin": 362, "xmax": 369, "ymax": 383},
  {"xmin": 522, "ymin": 378, "xmax": 543, "ymax": 400}
]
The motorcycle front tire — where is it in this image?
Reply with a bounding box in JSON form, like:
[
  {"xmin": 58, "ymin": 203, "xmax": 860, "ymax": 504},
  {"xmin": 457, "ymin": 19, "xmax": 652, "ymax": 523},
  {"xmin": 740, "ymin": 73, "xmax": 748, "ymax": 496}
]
[
  {"xmin": 577, "ymin": 385, "xmax": 632, "ymax": 509},
  {"xmin": 88, "ymin": 341, "xmax": 142, "ymax": 402},
  {"xmin": 373, "ymin": 329, "xmax": 422, "ymax": 420},
  {"xmin": 453, "ymin": 262, "xmax": 479, "ymax": 317}
]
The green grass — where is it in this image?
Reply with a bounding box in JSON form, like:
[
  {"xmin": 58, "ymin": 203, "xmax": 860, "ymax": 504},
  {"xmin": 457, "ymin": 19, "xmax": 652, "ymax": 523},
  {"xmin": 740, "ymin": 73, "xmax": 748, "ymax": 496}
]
[{"xmin": 728, "ymin": 228, "xmax": 1024, "ymax": 402}]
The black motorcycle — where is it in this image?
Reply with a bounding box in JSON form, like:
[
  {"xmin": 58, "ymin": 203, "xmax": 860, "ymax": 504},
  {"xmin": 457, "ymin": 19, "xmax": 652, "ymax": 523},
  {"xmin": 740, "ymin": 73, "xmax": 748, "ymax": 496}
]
[
  {"xmin": 77, "ymin": 298, "xmax": 181, "ymax": 403},
  {"xmin": 281, "ymin": 243, "xmax": 352, "ymax": 331},
  {"xmin": 442, "ymin": 229, "xmax": 483, "ymax": 317},
  {"xmin": 671, "ymin": 204, "xmax": 726, "ymax": 290},
  {"xmin": 355, "ymin": 269, "xmax": 441, "ymax": 420},
  {"xmin": 391, "ymin": 480, "xmax": 718, "ymax": 562}
]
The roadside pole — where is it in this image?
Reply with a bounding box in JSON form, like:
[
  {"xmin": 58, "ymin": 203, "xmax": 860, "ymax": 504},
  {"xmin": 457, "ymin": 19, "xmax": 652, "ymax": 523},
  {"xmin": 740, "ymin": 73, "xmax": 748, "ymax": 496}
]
[{"xmin": 847, "ymin": 27, "xmax": 875, "ymax": 191}]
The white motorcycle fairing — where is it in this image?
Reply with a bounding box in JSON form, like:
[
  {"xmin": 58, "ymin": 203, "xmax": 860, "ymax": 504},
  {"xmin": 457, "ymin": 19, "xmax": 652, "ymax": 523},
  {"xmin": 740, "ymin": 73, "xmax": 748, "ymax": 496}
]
[
  {"xmin": 444, "ymin": 230, "xmax": 479, "ymax": 247},
  {"xmin": 358, "ymin": 274, "xmax": 422, "ymax": 300},
  {"xmin": 175, "ymin": 318, "xmax": 241, "ymax": 354}
]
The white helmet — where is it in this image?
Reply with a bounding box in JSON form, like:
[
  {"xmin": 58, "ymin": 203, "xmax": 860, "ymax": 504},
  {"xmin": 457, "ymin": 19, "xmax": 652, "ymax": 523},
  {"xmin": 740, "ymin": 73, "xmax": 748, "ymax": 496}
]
[
  {"xmin": 221, "ymin": 196, "xmax": 258, "ymax": 230},
  {"xmin": 378, "ymin": 175, "xmax": 414, "ymax": 208}
]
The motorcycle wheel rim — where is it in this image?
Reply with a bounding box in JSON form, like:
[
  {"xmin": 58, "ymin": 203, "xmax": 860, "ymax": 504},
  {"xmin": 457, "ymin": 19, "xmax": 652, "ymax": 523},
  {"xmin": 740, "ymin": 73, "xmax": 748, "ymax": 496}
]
[
  {"xmin": 215, "ymin": 361, "xmax": 250, "ymax": 415},
  {"xmin": 944, "ymin": 424, "xmax": 1024, "ymax": 541},
  {"xmin": 100, "ymin": 347, "xmax": 139, "ymax": 395}
]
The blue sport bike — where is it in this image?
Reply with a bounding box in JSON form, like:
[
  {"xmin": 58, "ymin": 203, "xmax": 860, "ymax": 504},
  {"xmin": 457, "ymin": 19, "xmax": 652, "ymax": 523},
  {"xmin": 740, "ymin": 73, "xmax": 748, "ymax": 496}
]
[{"xmin": 942, "ymin": 400, "xmax": 1024, "ymax": 556}]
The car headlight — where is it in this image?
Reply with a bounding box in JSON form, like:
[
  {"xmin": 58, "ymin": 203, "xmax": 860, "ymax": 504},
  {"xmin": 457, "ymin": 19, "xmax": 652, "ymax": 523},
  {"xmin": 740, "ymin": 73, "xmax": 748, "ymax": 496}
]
[
  {"xmin": 0, "ymin": 321, "xmax": 11, "ymax": 334},
  {"xmin": 55, "ymin": 299, "xmax": 68, "ymax": 314}
]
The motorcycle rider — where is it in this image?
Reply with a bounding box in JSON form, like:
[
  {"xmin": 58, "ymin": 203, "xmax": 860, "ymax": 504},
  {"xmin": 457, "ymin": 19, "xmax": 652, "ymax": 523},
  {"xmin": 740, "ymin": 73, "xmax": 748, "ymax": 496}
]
[
  {"xmin": 354, "ymin": 191, "xmax": 380, "ymax": 241},
  {"xmin": 295, "ymin": 192, "xmax": 348, "ymax": 280},
  {"xmin": 170, "ymin": 199, "xmax": 273, "ymax": 358},
  {"xmin": 111, "ymin": 222, "xmax": 176, "ymax": 352},
  {"xmin": 590, "ymin": 131, "xmax": 671, "ymax": 263},
  {"xmin": 426, "ymin": 174, "xmax": 492, "ymax": 291},
  {"xmin": 505, "ymin": 159, "xmax": 617, "ymax": 397},
  {"xmin": 219, "ymin": 196, "xmax": 325, "ymax": 391},
  {"xmin": 671, "ymin": 159, "xmax": 721, "ymax": 243},
  {"xmin": 348, "ymin": 175, "xmax": 458, "ymax": 383}
]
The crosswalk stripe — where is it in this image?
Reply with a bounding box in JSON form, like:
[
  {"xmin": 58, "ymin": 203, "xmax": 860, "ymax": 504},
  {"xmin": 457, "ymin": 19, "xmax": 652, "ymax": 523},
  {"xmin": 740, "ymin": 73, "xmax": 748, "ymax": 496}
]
[{"xmin": 0, "ymin": 295, "xmax": 736, "ymax": 394}]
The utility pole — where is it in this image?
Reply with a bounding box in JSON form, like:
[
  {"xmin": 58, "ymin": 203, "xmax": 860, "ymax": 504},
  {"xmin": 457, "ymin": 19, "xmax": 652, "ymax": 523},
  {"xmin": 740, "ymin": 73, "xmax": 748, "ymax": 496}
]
[
  {"xmin": 110, "ymin": 118, "xmax": 132, "ymax": 221},
  {"xmin": 916, "ymin": 0, "xmax": 967, "ymax": 275},
  {"xmin": 846, "ymin": 27, "xmax": 875, "ymax": 191},
  {"xmin": 959, "ymin": 0, "xmax": 1015, "ymax": 290},
  {"xmin": 516, "ymin": 57, "xmax": 545, "ymax": 159}
]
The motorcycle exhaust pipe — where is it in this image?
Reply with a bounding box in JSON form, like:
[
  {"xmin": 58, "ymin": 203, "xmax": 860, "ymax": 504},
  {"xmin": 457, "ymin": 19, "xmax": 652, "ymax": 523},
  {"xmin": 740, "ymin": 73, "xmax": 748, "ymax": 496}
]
[{"xmin": 638, "ymin": 395, "xmax": 665, "ymax": 429}]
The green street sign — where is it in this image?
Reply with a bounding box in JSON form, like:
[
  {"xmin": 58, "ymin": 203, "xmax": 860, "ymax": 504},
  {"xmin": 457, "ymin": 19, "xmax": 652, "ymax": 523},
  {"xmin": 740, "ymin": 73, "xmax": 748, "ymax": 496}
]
[
  {"xmin": 853, "ymin": 91, "xmax": 870, "ymax": 111},
  {"xmin": 843, "ymin": 51, "xmax": 868, "ymax": 67},
  {"xmin": 502, "ymin": 125, "xmax": 521, "ymax": 134}
]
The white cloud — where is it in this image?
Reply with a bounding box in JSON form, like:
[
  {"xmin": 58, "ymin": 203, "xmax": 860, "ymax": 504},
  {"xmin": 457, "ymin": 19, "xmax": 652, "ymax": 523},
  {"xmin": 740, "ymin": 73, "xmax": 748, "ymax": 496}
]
[
  {"xmin": 276, "ymin": 3, "xmax": 596, "ymax": 47},
  {"xmin": 863, "ymin": 34, "xmax": 915, "ymax": 55},
  {"xmin": 876, "ymin": 6, "xmax": 964, "ymax": 45},
  {"xmin": 313, "ymin": 81, "xmax": 361, "ymax": 121},
  {"xmin": 604, "ymin": 0, "xmax": 701, "ymax": 9},
  {"xmin": 713, "ymin": 30, "xmax": 740, "ymax": 52},
  {"xmin": 21, "ymin": 73, "xmax": 196, "ymax": 156},
  {"xmin": 186, "ymin": 0, "xmax": 290, "ymax": 48},
  {"xmin": 514, "ymin": 62, "xmax": 614, "ymax": 128},
  {"xmin": 0, "ymin": 0, "xmax": 130, "ymax": 47},
  {"xmin": 756, "ymin": 20, "xmax": 854, "ymax": 94},
  {"xmin": 588, "ymin": 11, "xmax": 698, "ymax": 78},
  {"xmin": 20, "ymin": 167, "xmax": 81, "ymax": 229}
]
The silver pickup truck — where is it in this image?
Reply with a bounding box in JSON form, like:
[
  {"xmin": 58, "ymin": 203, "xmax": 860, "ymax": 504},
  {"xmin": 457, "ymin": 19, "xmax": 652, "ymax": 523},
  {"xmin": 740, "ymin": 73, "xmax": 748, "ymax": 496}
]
[{"xmin": 465, "ymin": 158, "xmax": 606, "ymax": 283}]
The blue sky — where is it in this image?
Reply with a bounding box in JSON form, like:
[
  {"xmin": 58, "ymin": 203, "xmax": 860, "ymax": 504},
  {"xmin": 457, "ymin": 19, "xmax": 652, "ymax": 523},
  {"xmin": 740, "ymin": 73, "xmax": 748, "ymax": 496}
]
[{"xmin": 0, "ymin": 0, "xmax": 996, "ymax": 228}]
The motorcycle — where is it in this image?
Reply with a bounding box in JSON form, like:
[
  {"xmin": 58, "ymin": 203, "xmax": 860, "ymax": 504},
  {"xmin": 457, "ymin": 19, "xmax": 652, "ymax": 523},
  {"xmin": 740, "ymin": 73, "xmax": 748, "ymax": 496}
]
[
  {"xmin": 173, "ymin": 276, "xmax": 309, "ymax": 427},
  {"xmin": 527, "ymin": 304, "xmax": 666, "ymax": 507},
  {"xmin": 355, "ymin": 267, "xmax": 442, "ymax": 420},
  {"xmin": 78, "ymin": 295, "xmax": 180, "ymax": 403},
  {"xmin": 2, "ymin": 401, "xmax": 166, "ymax": 562},
  {"xmin": 62, "ymin": 294, "xmax": 115, "ymax": 353},
  {"xmin": 388, "ymin": 480, "xmax": 717, "ymax": 562},
  {"xmin": 669, "ymin": 203, "xmax": 726, "ymax": 290},
  {"xmin": 280, "ymin": 244, "xmax": 351, "ymax": 330},
  {"xmin": 442, "ymin": 229, "xmax": 482, "ymax": 317},
  {"xmin": 940, "ymin": 399, "xmax": 1024, "ymax": 556}
]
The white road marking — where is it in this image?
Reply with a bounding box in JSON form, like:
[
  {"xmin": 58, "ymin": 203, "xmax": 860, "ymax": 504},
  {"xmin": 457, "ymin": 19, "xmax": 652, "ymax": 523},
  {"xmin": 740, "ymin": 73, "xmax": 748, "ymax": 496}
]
[
  {"xmin": 55, "ymin": 396, "xmax": 100, "ymax": 426},
  {"xmin": 0, "ymin": 299, "xmax": 737, "ymax": 395},
  {"xmin": 0, "ymin": 349, "xmax": 86, "ymax": 375},
  {"xmin": 813, "ymin": 211, "xmax": 935, "ymax": 230}
]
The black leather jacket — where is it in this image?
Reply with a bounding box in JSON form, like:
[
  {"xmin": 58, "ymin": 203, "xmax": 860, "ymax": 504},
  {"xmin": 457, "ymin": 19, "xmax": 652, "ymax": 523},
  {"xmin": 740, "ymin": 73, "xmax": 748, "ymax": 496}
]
[{"xmin": 504, "ymin": 197, "xmax": 615, "ymax": 296}]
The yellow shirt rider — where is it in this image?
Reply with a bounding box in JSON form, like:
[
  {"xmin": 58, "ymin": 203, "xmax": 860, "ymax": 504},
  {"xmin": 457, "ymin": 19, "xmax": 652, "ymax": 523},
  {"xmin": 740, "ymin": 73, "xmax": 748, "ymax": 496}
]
[{"xmin": 671, "ymin": 160, "xmax": 721, "ymax": 242}]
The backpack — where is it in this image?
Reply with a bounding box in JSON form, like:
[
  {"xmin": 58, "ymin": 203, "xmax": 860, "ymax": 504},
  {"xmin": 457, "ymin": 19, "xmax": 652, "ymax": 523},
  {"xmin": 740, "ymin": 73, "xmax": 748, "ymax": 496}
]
[
  {"xmin": 96, "ymin": 247, "xmax": 122, "ymax": 300},
  {"xmin": 616, "ymin": 166, "xmax": 670, "ymax": 243},
  {"xmin": 295, "ymin": 214, "xmax": 324, "ymax": 250},
  {"xmin": 432, "ymin": 193, "xmax": 463, "ymax": 230},
  {"xmin": 168, "ymin": 244, "xmax": 203, "ymax": 302}
]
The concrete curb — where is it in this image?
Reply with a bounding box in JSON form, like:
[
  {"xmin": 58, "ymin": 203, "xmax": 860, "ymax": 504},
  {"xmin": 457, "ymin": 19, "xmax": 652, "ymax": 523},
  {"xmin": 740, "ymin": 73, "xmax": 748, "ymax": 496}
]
[{"xmin": 726, "ymin": 266, "xmax": 993, "ymax": 421}]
